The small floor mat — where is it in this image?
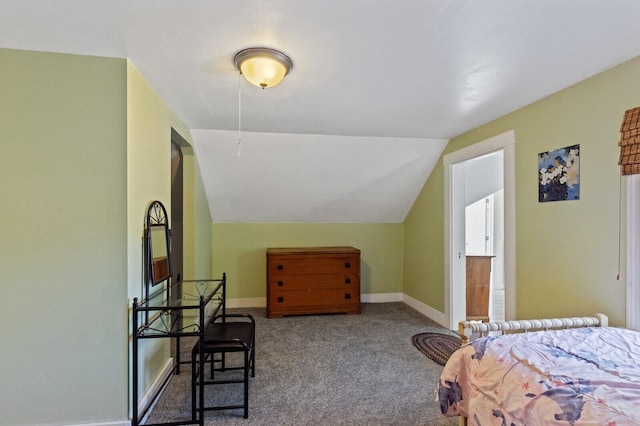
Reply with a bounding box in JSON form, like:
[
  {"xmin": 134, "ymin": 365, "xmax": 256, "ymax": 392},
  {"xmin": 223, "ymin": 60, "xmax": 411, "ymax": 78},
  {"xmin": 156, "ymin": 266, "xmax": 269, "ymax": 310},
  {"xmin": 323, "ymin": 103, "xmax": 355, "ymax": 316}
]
[{"xmin": 412, "ymin": 332, "xmax": 461, "ymax": 366}]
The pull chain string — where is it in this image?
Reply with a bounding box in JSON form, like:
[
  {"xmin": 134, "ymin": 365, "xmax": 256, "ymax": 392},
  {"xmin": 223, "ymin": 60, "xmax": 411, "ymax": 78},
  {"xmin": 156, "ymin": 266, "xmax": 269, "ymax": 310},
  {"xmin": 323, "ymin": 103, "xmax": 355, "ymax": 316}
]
[
  {"xmin": 238, "ymin": 72, "xmax": 242, "ymax": 157},
  {"xmin": 618, "ymin": 172, "xmax": 623, "ymax": 280}
]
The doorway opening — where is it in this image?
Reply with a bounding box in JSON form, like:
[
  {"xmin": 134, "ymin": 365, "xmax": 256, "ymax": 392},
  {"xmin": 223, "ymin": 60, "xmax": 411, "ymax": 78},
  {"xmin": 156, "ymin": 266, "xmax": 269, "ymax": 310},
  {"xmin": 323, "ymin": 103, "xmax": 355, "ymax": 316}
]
[
  {"xmin": 171, "ymin": 141, "xmax": 184, "ymax": 285},
  {"xmin": 465, "ymin": 191, "xmax": 504, "ymax": 322},
  {"xmin": 444, "ymin": 130, "xmax": 516, "ymax": 329}
]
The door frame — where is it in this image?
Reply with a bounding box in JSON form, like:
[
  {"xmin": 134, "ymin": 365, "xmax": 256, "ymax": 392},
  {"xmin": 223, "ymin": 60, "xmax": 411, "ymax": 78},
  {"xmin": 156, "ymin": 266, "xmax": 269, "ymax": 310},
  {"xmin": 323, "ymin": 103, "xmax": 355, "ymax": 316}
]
[{"xmin": 443, "ymin": 130, "xmax": 516, "ymax": 329}]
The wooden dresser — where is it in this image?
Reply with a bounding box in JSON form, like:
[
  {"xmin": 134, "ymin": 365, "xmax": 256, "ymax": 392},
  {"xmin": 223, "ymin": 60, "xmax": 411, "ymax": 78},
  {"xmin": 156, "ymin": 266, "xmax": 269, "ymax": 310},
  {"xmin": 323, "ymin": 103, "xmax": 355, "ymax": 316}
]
[
  {"xmin": 266, "ymin": 246, "xmax": 361, "ymax": 318},
  {"xmin": 466, "ymin": 255, "xmax": 494, "ymax": 322}
]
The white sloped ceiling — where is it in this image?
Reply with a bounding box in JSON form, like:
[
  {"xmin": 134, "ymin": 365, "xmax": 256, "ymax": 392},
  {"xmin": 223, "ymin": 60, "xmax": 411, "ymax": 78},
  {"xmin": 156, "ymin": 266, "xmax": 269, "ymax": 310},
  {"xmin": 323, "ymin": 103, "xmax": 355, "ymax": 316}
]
[{"xmin": 191, "ymin": 130, "xmax": 447, "ymax": 223}]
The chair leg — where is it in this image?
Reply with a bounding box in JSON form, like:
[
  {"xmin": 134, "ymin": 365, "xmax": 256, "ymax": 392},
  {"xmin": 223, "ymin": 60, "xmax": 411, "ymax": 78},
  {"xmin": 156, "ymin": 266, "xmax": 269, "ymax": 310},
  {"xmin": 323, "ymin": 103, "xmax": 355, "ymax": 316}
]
[
  {"xmin": 243, "ymin": 349, "xmax": 249, "ymax": 419},
  {"xmin": 210, "ymin": 353, "xmax": 214, "ymax": 379},
  {"xmin": 191, "ymin": 348, "xmax": 197, "ymax": 421},
  {"xmin": 251, "ymin": 339, "xmax": 256, "ymax": 377},
  {"xmin": 175, "ymin": 336, "xmax": 180, "ymax": 374}
]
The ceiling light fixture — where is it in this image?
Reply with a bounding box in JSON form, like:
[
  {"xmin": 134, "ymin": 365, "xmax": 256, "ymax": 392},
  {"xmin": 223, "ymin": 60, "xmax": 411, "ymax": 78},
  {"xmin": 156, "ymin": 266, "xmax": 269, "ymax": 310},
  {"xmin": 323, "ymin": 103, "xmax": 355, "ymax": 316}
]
[{"xmin": 234, "ymin": 47, "xmax": 293, "ymax": 89}]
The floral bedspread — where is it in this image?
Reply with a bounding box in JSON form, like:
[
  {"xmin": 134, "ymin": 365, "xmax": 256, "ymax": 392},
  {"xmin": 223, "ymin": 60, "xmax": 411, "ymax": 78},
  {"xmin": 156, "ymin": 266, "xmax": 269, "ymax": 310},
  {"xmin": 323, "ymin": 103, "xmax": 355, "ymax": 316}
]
[{"xmin": 437, "ymin": 327, "xmax": 640, "ymax": 425}]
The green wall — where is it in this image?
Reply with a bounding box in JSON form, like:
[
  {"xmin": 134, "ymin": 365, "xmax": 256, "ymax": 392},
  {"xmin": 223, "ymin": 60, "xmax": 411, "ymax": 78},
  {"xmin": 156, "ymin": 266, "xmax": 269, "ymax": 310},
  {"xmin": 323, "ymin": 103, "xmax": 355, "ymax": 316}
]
[
  {"xmin": 0, "ymin": 49, "xmax": 128, "ymax": 424},
  {"xmin": 403, "ymin": 160, "xmax": 446, "ymax": 311},
  {"xmin": 212, "ymin": 223, "xmax": 403, "ymax": 300},
  {"xmin": 126, "ymin": 62, "xmax": 212, "ymax": 415},
  {"xmin": 183, "ymin": 152, "xmax": 213, "ymax": 280},
  {"xmin": 0, "ymin": 48, "xmax": 211, "ymax": 425},
  {"xmin": 404, "ymin": 55, "xmax": 640, "ymax": 327}
]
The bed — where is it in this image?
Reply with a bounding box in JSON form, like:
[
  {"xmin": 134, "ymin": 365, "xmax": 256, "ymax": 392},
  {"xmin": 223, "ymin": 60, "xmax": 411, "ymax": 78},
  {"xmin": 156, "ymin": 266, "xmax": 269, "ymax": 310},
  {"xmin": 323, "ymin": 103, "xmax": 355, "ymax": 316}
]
[{"xmin": 437, "ymin": 314, "xmax": 640, "ymax": 425}]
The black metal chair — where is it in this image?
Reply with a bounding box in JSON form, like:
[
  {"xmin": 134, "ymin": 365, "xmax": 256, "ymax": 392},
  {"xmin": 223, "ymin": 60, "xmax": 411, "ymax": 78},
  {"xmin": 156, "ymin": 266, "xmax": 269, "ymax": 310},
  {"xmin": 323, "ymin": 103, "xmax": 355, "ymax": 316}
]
[{"xmin": 191, "ymin": 313, "xmax": 256, "ymax": 419}]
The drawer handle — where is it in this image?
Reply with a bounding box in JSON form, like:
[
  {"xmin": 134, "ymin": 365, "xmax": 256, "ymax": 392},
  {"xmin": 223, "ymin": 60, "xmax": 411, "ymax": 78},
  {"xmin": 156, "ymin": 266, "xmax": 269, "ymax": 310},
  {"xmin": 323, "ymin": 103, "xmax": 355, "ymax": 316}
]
[
  {"xmin": 345, "ymin": 278, "xmax": 351, "ymax": 284},
  {"xmin": 277, "ymin": 264, "xmax": 284, "ymax": 270},
  {"xmin": 278, "ymin": 296, "xmax": 284, "ymax": 303},
  {"xmin": 344, "ymin": 262, "xmax": 351, "ymax": 268},
  {"xmin": 278, "ymin": 280, "xmax": 284, "ymax": 286},
  {"xmin": 345, "ymin": 293, "xmax": 351, "ymax": 300}
]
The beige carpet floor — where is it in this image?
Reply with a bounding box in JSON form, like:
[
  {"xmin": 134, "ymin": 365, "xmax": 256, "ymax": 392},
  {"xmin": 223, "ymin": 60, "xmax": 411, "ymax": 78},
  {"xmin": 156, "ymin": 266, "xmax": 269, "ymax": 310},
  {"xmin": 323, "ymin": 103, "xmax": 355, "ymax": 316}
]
[{"xmin": 144, "ymin": 302, "xmax": 459, "ymax": 426}]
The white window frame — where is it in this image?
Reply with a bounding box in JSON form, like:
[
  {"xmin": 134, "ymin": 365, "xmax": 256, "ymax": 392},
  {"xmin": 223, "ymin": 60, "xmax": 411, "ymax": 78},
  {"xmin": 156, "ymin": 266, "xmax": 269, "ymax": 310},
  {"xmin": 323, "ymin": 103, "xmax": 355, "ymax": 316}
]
[{"xmin": 627, "ymin": 175, "xmax": 640, "ymax": 331}]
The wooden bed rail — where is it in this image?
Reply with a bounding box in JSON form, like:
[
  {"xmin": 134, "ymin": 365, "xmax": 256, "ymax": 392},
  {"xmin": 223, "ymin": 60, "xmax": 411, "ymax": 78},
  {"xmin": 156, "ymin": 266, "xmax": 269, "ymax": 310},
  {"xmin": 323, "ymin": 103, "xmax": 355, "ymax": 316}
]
[{"xmin": 458, "ymin": 313, "xmax": 608, "ymax": 345}]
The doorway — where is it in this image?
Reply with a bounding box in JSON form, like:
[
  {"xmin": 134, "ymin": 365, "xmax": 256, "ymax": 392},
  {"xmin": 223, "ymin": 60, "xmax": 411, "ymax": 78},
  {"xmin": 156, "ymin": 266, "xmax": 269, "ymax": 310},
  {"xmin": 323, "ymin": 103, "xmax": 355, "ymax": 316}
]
[
  {"xmin": 465, "ymin": 188, "xmax": 504, "ymax": 322},
  {"xmin": 170, "ymin": 141, "xmax": 183, "ymax": 285},
  {"xmin": 444, "ymin": 130, "xmax": 516, "ymax": 329}
]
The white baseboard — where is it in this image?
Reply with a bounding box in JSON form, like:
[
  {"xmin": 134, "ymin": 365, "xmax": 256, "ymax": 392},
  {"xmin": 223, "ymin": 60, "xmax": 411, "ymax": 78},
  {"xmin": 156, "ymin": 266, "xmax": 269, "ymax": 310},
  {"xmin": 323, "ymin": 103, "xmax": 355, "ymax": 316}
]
[
  {"xmin": 64, "ymin": 422, "xmax": 130, "ymax": 426},
  {"xmin": 226, "ymin": 293, "xmax": 407, "ymax": 309},
  {"xmin": 137, "ymin": 357, "xmax": 174, "ymax": 420},
  {"xmin": 403, "ymin": 293, "xmax": 450, "ymax": 329},
  {"xmin": 361, "ymin": 292, "xmax": 403, "ymax": 303},
  {"xmin": 226, "ymin": 297, "xmax": 267, "ymax": 308},
  {"xmin": 225, "ymin": 291, "xmax": 446, "ymax": 328}
]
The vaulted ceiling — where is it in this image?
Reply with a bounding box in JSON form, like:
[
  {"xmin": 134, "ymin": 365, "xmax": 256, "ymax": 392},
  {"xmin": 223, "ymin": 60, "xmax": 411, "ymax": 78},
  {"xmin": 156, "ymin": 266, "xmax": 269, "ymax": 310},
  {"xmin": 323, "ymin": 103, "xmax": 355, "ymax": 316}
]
[{"xmin": 3, "ymin": 1, "xmax": 640, "ymax": 222}]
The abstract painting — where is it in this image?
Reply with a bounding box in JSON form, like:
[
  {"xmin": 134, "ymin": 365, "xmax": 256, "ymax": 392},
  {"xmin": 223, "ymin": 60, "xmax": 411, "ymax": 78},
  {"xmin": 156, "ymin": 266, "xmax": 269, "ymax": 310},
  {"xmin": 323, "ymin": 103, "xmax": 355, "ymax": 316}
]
[{"xmin": 538, "ymin": 144, "xmax": 580, "ymax": 202}]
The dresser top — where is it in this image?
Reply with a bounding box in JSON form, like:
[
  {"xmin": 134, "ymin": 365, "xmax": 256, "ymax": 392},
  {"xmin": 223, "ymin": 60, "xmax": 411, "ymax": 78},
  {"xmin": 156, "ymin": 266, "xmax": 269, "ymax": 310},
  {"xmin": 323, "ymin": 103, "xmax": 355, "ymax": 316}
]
[{"xmin": 267, "ymin": 246, "xmax": 360, "ymax": 255}]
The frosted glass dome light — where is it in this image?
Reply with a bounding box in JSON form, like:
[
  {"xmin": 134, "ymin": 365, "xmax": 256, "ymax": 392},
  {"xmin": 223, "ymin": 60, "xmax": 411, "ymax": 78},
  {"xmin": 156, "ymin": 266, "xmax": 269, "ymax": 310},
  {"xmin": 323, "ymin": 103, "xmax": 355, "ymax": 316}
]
[{"xmin": 234, "ymin": 47, "xmax": 293, "ymax": 89}]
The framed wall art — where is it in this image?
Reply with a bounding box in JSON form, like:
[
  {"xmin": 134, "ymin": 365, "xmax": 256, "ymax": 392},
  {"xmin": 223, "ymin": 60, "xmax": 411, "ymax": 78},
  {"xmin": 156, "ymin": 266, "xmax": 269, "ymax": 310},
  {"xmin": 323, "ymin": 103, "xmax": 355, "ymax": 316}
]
[{"xmin": 538, "ymin": 144, "xmax": 580, "ymax": 202}]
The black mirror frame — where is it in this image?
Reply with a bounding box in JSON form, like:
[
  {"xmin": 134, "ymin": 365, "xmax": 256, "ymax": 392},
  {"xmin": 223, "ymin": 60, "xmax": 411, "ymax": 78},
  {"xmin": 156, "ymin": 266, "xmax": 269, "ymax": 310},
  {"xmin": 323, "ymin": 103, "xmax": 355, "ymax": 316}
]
[{"xmin": 145, "ymin": 201, "xmax": 172, "ymax": 292}]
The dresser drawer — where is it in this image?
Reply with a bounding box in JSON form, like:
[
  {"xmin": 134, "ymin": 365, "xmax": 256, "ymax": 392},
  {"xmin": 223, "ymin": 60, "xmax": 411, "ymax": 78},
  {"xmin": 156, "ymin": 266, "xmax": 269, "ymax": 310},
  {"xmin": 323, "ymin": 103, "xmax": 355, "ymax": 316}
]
[
  {"xmin": 267, "ymin": 273, "xmax": 358, "ymax": 291},
  {"xmin": 267, "ymin": 254, "xmax": 357, "ymax": 275},
  {"xmin": 268, "ymin": 288, "xmax": 356, "ymax": 308}
]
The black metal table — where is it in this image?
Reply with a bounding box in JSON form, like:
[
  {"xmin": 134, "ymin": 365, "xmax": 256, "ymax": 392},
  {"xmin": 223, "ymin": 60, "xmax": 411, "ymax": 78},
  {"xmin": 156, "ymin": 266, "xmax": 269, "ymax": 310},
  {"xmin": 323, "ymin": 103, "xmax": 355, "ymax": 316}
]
[{"xmin": 132, "ymin": 277, "xmax": 226, "ymax": 426}]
